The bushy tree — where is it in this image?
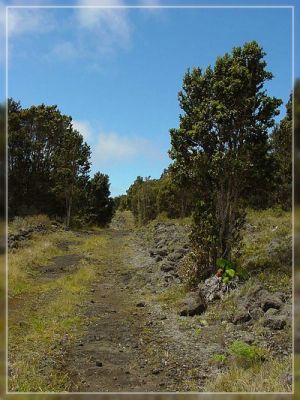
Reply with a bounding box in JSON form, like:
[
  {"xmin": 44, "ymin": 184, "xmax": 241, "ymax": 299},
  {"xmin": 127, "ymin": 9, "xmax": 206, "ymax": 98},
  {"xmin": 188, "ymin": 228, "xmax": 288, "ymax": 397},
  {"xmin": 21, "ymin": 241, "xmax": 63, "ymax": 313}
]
[
  {"xmin": 113, "ymin": 195, "xmax": 128, "ymax": 211},
  {"xmin": 157, "ymin": 168, "xmax": 193, "ymax": 218},
  {"xmin": 170, "ymin": 41, "xmax": 282, "ymax": 279},
  {"xmin": 126, "ymin": 176, "xmax": 160, "ymax": 225},
  {"xmin": 0, "ymin": 103, "xmax": 5, "ymax": 219},
  {"xmin": 294, "ymin": 80, "xmax": 300, "ymax": 204},
  {"xmin": 8, "ymin": 100, "xmax": 75, "ymax": 217},
  {"xmin": 87, "ymin": 172, "xmax": 114, "ymax": 226},
  {"xmin": 8, "ymin": 100, "xmax": 91, "ymax": 226},
  {"xmin": 271, "ymin": 95, "xmax": 292, "ymax": 209}
]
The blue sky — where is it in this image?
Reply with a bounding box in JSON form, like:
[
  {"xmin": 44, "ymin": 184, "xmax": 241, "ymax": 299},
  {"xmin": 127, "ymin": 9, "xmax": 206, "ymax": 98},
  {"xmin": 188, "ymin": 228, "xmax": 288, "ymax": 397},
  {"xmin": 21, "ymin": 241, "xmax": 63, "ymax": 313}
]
[{"xmin": 2, "ymin": 1, "xmax": 295, "ymax": 196}]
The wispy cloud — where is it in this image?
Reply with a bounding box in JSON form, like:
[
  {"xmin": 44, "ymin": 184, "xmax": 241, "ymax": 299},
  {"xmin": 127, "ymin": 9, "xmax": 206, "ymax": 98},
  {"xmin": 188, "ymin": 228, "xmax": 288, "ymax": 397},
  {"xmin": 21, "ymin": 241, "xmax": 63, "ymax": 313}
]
[
  {"xmin": 7, "ymin": 7, "xmax": 56, "ymax": 36},
  {"xmin": 48, "ymin": 41, "xmax": 78, "ymax": 61},
  {"xmin": 72, "ymin": 119, "xmax": 93, "ymax": 142},
  {"xmin": 4, "ymin": 0, "xmax": 163, "ymax": 67},
  {"xmin": 92, "ymin": 132, "xmax": 160, "ymax": 167},
  {"xmin": 93, "ymin": 131, "xmax": 147, "ymax": 165},
  {"xmin": 75, "ymin": 0, "xmax": 131, "ymax": 54}
]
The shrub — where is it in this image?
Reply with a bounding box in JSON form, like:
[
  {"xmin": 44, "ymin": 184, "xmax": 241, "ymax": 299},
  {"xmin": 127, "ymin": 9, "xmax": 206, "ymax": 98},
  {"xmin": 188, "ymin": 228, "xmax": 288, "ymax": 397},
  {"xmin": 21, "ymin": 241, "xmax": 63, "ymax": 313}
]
[
  {"xmin": 229, "ymin": 340, "xmax": 268, "ymax": 368},
  {"xmin": 211, "ymin": 354, "xmax": 227, "ymax": 366}
]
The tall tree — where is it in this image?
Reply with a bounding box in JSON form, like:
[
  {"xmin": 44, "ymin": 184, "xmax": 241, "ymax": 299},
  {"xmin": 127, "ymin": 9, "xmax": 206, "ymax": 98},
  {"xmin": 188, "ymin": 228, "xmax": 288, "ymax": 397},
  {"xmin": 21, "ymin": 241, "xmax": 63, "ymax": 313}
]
[
  {"xmin": 8, "ymin": 100, "xmax": 75, "ymax": 217},
  {"xmin": 271, "ymin": 94, "xmax": 292, "ymax": 209},
  {"xmin": 51, "ymin": 129, "xmax": 91, "ymax": 227},
  {"xmin": 169, "ymin": 41, "xmax": 282, "ymax": 279},
  {"xmin": 0, "ymin": 103, "xmax": 5, "ymax": 219},
  {"xmin": 294, "ymin": 80, "xmax": 300, "ymax": 204},
  {"xmin": 87, "ymin": 172, "xmax": 114, "ymax": 226}
]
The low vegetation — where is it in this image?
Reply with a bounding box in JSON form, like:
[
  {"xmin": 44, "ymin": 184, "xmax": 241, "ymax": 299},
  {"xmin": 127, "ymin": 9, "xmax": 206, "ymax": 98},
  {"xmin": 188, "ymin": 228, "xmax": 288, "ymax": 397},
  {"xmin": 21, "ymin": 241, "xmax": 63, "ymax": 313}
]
[
  {"xmin": 206, "ymin": 357, "xmax": 292, "ymax": 392},
  {"xmin": 8, "ymin": 214, "xmax": 52, "ymax": 235},
  {"xmin": 9, "ymin": 229, "xmax": 109, "ymax": 391}
]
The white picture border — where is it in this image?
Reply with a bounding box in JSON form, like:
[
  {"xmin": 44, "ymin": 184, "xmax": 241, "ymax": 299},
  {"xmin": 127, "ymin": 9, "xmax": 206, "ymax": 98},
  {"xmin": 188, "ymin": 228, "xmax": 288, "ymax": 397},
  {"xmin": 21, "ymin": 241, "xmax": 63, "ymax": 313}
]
[{"xmin": 5, "ymin": 3, "xmax": 295, "ymax": 395}]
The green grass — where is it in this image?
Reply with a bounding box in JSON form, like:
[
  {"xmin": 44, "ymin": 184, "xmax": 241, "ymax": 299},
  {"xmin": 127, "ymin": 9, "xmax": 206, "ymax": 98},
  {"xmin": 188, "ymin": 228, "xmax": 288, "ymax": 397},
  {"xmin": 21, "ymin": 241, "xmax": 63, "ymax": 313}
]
[
  {"xmin": 236, "ymin": 208, "xmax": 292, "ymax": 280},
  {"xmin": 155, "ymin": 286, "xmax": 187, "ymax": 307},
  {"xmin": 8, "ymin": 229, "xmax": 109, "ymax": 392}
]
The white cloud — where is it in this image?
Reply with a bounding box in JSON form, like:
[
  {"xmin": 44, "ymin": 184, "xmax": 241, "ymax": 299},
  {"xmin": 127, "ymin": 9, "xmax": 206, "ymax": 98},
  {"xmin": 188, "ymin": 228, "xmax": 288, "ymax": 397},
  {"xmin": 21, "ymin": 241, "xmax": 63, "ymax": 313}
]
[
  {"xmin": 92, "ymin": 131, "xmax": 149, "ymax": 165},
  {"xmin": 72, "ymin": 120, "xmax": 93, "ymax": 142},
  {"xmin": 75, "ymin": 0, "xmax": 131, "ymax": 52},
  {"xmin": 7, "ymin": 7, "xmax": 55, "ymax": 36}
]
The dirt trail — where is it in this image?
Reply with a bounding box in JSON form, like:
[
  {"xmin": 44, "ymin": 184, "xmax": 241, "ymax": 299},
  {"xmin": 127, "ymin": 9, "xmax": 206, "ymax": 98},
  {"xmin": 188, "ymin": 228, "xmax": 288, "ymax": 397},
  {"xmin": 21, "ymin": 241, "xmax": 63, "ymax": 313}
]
[
  {"xmin": 65, "ymin": 230, "xmax": 160, "ymax": 392},
  {"xmin": 7, "ymin": 222, "xmax": 225, "ymax": 392},
  {"xmin": 60, "ymin": 227, "xmax": 222, "ymax": 392}
]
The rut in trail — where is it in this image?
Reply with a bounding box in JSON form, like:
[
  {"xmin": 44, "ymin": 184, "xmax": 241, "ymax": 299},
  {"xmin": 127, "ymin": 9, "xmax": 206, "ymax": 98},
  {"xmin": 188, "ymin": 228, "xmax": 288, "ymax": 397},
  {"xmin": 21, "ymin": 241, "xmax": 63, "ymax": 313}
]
[{"xmin": 65, "ymin": 230, "xmax": 155, "ymax": 391}]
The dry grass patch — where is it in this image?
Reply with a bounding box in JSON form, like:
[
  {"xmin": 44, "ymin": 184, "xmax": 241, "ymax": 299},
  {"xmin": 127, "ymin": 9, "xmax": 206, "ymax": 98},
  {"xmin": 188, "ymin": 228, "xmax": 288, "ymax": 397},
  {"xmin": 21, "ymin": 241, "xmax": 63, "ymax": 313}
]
[
  {"xmin": 8, "ymin": 231, "xmax": 109, "ymax": 392},
  {"xmin": 8, "ymin": 230, "xmax": 78, "ymax": 297},
  {"xmin": 205, "ymin": 356, "xmax": 292, "ymax": 392}
]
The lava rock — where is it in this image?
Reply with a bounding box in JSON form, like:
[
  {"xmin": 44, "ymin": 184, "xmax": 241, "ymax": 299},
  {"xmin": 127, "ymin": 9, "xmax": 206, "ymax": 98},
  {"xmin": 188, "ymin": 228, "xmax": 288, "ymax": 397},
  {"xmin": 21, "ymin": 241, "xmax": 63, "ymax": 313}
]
[
  {"xmin": 263, "ymin": 315, "xmax": 287, "ymax": 330},
  {"xmin": 232, "ymin": 308, "xmax": 252, "ymax": 324},
  {"xmin": 179, "ymin": 291, "xmax": 207, "ymax": 316},
  {"xmin": 161, "ymin": 262, "xmax": 175, "ymax": 272},
  {"xmin": 260, "ymin": 291, "xmax": 283, "ymax": 312},
  {"xmin": 265, "ymin": 308, "xmax": 279, "ymax": 316}
]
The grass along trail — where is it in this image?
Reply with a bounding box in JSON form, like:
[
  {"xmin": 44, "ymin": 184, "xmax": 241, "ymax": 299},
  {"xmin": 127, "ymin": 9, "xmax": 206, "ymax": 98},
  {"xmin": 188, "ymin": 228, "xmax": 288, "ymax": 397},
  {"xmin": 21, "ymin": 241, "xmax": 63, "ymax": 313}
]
[{"xmin": 8, "ymin": 211, "xmax": 292, "ymax": 392}]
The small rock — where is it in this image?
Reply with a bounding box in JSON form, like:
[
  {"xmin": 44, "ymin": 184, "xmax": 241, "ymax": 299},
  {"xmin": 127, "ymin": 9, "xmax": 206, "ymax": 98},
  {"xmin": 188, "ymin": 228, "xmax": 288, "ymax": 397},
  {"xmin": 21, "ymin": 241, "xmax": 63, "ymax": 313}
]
[
  {"xmin": 152, "ymin": 369, "xmax": 161, "ymax": 375},
  {"xmin": 232, "ymin": 308, "xmax": 251, "ymax": 324},
  {"xmin": 161, "ymin": 262, "xmax": 175, "ymax": 272},
  {"xmin": 241, "ymin": 333, "xmax": 255, "ymax": 344},
  {"xmin": 179, "ymin": 291, "xmax": 207, "ymax": 316},
  {"xmin": 250, "ymin": 307, "xmax": 264, "ymax": 320},
  {"xmin": 260, "ymin": 291, "xmax": 283, "ymax": 312},
  {"xmin": 157, "ymin": 248, "xmax": 168, "ymax": 257},
  {"xmin": 265, "ymin": 308, "xmax": 279, "ymax": 316},
  {"xmin": 263, "ymin": 315, "xmax": 287, "ymax": 330}
]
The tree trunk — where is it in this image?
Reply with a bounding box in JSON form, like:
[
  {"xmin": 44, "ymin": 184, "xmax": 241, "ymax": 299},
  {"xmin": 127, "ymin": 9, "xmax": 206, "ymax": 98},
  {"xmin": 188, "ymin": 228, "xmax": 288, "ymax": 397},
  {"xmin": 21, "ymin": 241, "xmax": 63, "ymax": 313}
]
[{"xmin": 66, "ymin": 196, "xmax": 72, "ymax": 228}]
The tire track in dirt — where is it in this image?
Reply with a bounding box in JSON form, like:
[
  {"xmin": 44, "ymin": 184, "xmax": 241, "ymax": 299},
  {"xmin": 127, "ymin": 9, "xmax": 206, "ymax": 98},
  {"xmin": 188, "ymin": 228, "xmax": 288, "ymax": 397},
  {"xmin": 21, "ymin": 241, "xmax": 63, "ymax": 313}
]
[{"xmin": 64, "ymin": 229, "xmax": 166, "ymax": 392}]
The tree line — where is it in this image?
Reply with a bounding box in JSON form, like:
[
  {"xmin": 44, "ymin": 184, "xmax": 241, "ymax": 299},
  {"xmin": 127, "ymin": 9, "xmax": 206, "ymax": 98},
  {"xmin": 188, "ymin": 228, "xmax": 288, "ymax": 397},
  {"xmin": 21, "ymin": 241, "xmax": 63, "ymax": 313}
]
[
  {"xmin": 8, "ymin": 99, "xmax": 113, "ymax": 227},
  {"xmin": 119, "ymin": 41, "xmax": 292, "ymax": 280},
  {"xmin": 5, "ymin": 41, "xmax": 294, "ymax": 275}
]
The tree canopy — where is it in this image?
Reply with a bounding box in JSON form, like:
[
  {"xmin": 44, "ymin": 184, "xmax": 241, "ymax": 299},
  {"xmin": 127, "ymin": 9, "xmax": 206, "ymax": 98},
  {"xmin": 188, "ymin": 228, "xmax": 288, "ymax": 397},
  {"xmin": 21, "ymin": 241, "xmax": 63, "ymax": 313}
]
[
  {"xmin": 169, "ymin": 41, "xmax": 282, "ymax": 277},
  {"xmin": 8, "ymin": 99, "xmax": 114, "ymax": 227}
]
